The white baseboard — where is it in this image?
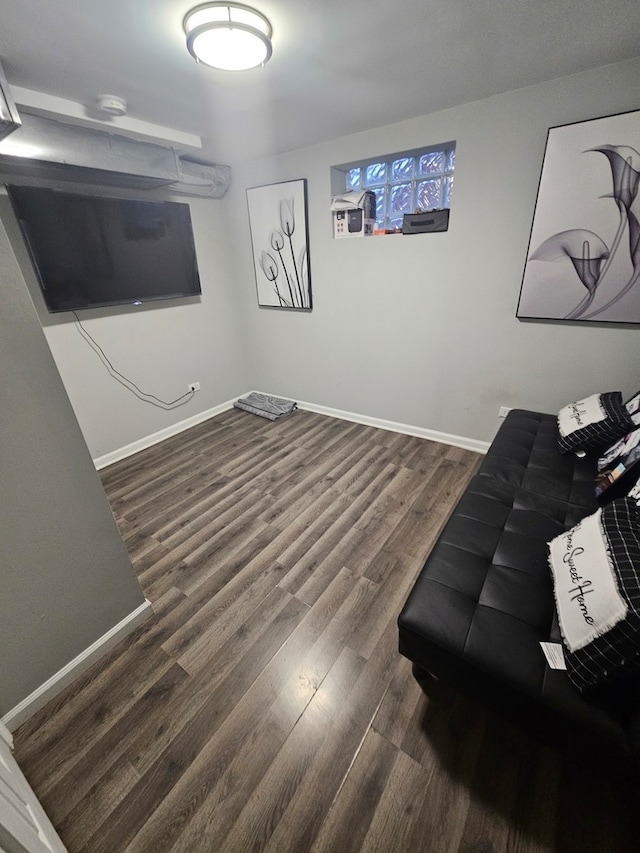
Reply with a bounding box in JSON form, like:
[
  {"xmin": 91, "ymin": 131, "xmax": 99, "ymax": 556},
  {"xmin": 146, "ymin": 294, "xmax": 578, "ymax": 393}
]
[
  {"xmin": 93, "ymin": 397, "xmax": 239, "ymax": 469},
  {"xmin": 2, "ymin": 599, "xmax": 153, "ymax": 732},
  {"xmin": 273, "ymin": 393, "xmax": 490, "ymax": 454},
  {"xmin": 95, "ymin": 391, "xmax": 489, "ymax": 471}
]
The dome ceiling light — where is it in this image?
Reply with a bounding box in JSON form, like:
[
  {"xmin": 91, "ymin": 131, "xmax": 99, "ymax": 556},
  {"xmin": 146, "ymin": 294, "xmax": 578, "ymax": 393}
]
[{"xmin": 183, "ymin": 3, "xmax": 273, "ymax": 72}]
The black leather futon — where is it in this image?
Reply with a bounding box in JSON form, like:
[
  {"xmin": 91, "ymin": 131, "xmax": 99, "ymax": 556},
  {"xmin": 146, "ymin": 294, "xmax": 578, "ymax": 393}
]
[{"xmin": 398, "ymin": 409, "xmax": 640, "ymax": 770}]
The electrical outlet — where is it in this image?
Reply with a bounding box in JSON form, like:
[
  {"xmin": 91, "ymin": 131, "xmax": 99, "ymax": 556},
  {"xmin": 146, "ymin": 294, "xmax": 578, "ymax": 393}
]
[
  {"xmin": 499, "ymin": 406, "xmax": 512, "ymax": 419},
  {"xmin": 188, "ymin": 382, "xmax": 201, "ymax": 392}
]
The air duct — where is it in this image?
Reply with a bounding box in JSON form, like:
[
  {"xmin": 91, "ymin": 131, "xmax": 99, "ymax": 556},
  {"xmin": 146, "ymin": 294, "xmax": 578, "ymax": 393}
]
[
  {"xmin": 0, "ymin": 112, "xmax": 231, "ymax": 197},
  {"xmin": 0, "ymin": 61, "xmax": 21, "ymax": 141}
]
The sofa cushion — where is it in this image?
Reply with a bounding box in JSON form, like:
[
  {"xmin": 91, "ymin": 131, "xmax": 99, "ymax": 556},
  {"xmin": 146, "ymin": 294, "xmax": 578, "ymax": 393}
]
[
  {"xmin": 548, "ymin": 507, "xmax": 627, "ymax": 652},
  {"xmin": 550, "ymin": 497, "xmax": 640, "ymax": 692},
  {"xmin": 479, "ymin": 411, "xmax": 598, "ymax": 513},
  {"xmin": 557, "ymin": 392, "xmax": 633, "ymax": 455}
]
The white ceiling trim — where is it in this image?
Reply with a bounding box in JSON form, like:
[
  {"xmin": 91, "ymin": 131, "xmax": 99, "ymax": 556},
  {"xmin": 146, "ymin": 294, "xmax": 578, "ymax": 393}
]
[{"xmin": 11, "ymin": 86, "xmax": 202, "ymax": 151}]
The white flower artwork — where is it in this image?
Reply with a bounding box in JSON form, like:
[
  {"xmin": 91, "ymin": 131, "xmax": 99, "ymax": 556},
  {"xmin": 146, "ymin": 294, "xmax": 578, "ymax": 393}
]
[
  {"xmin": 247, "ymin": 179, "xmax": 312, "ymax": 310},
  {"xmin": 517, "ymin": 109, "xmax": 640, "ymax": 324}
]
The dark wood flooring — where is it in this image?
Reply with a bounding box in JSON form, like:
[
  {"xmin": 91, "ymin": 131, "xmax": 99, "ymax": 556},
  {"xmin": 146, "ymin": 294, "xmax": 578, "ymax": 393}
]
[{"xmin": 12, "ymin": 409, "xmax": 640, "ymax": 851}]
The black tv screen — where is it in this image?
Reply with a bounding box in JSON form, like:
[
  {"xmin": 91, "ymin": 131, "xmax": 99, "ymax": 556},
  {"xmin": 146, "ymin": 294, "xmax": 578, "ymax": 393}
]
[{"xmin": 7, "ymin": 185, "xmax": 201, "ymax": 312}]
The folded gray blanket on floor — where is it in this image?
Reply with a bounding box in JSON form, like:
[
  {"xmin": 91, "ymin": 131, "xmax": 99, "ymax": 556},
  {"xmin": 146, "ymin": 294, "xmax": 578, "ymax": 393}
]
[{"xmin": 233, "ymin": 392, "xmax": 298, "ymax": 421}]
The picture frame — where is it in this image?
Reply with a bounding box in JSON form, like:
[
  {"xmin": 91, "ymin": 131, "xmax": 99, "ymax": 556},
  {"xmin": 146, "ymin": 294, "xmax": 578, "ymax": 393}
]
[
  {"xmin": 246, "ymin": 178, "xmax": 312, "ymax": 310},
  {"xmin": 516, "ymin": 108, "xmax": 640, "ymax": 324}
]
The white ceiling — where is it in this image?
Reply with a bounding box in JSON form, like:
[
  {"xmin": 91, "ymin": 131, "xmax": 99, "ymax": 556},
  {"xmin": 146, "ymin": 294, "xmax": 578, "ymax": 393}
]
[{"xmin": 2, "ymin": 0, "xmax": 640, "ymax": 165}]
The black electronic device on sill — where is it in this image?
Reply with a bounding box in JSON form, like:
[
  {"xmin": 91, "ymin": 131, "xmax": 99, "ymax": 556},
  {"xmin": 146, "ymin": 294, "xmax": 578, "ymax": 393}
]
[{"xmin": 402, "ymin": 209, "xmax": 450, "ymax": 234}]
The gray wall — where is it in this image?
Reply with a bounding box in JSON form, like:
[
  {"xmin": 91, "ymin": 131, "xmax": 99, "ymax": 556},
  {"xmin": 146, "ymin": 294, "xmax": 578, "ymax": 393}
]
[
  {"xmin": 0, "ymin": 219, "xmax": 145, "ymax": 715},
  {"xmin": 228, "ymin": 57, "xmax": 640, "ymax": 443}
]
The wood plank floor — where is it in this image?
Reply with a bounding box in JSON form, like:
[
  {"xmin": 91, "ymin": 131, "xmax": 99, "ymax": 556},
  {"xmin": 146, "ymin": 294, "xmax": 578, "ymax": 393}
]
[{"xmin": 12, "ymin": 409, "xmax": 640, "ymax": 852}]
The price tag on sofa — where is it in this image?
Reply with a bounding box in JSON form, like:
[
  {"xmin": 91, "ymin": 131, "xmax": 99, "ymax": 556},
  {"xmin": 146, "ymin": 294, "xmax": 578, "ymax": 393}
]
[{"xmin": 540, "ymin": 642, "xmax": 567, "ymax": 670}]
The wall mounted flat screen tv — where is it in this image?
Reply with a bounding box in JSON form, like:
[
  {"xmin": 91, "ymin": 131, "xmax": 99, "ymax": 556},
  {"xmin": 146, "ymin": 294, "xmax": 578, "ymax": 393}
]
[{"xmin": 6, "ymin": 185, "xmax": 201, "ymax": 313}]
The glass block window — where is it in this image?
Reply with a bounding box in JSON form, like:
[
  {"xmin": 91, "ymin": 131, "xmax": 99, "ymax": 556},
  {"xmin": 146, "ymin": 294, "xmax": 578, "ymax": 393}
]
[{"xmin": 345, "ymin": 142, "xmax": 455, "ymax": 232}]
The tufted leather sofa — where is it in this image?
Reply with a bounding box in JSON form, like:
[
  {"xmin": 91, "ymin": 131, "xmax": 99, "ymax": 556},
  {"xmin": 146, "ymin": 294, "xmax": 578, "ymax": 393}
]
[{"xmin": 398, "ymin": 409, "xmax": 640, "ymax": 770}]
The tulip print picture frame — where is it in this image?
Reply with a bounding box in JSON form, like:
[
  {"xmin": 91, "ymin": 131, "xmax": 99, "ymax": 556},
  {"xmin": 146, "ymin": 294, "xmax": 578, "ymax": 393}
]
[
  {"xmin": 517, "ymin": 108, "xmax": 640, "ymax": 323},
  {"xmin": 247, "ymin": 178, "xmax": 312, "ymax": 310}
]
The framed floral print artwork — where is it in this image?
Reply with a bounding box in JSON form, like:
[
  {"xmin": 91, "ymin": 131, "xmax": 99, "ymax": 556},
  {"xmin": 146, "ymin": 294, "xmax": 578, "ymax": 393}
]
[
  {"xmin": 247, "ymin": 179, "xmax": 312, "ymax": 310},
  {"xmin": 517, "ymin": 109, "xmax": 640, "ymax": 323}
]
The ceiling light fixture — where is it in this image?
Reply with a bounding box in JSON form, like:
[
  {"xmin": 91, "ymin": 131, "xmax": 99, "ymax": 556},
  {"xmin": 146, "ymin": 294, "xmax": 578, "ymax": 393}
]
[{"xmin": 183, "ymin": 3, "xmax": 273, "ymax": 72}]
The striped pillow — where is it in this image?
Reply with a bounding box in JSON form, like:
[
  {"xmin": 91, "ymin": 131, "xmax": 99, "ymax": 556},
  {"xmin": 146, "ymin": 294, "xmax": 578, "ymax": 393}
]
[
  {"xmin": 552, "ymin": 497, "xmax": 640, "ymax": 692},
  {"xmin": 557, "ymin": 392, "xmax": 633, "ymax": 455}
]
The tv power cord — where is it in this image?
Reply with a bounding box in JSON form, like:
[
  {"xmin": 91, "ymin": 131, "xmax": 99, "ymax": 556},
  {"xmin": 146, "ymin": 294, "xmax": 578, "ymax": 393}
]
[{"xmin": 73, "ymin": 312, "xmax": 195, "ymax": 410}]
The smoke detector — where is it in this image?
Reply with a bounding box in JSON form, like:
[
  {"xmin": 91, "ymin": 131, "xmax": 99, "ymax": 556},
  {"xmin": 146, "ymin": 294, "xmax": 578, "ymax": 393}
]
[{"xmin": 96, "ymin": 95, "xmax": 127, "ymax": 117}]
